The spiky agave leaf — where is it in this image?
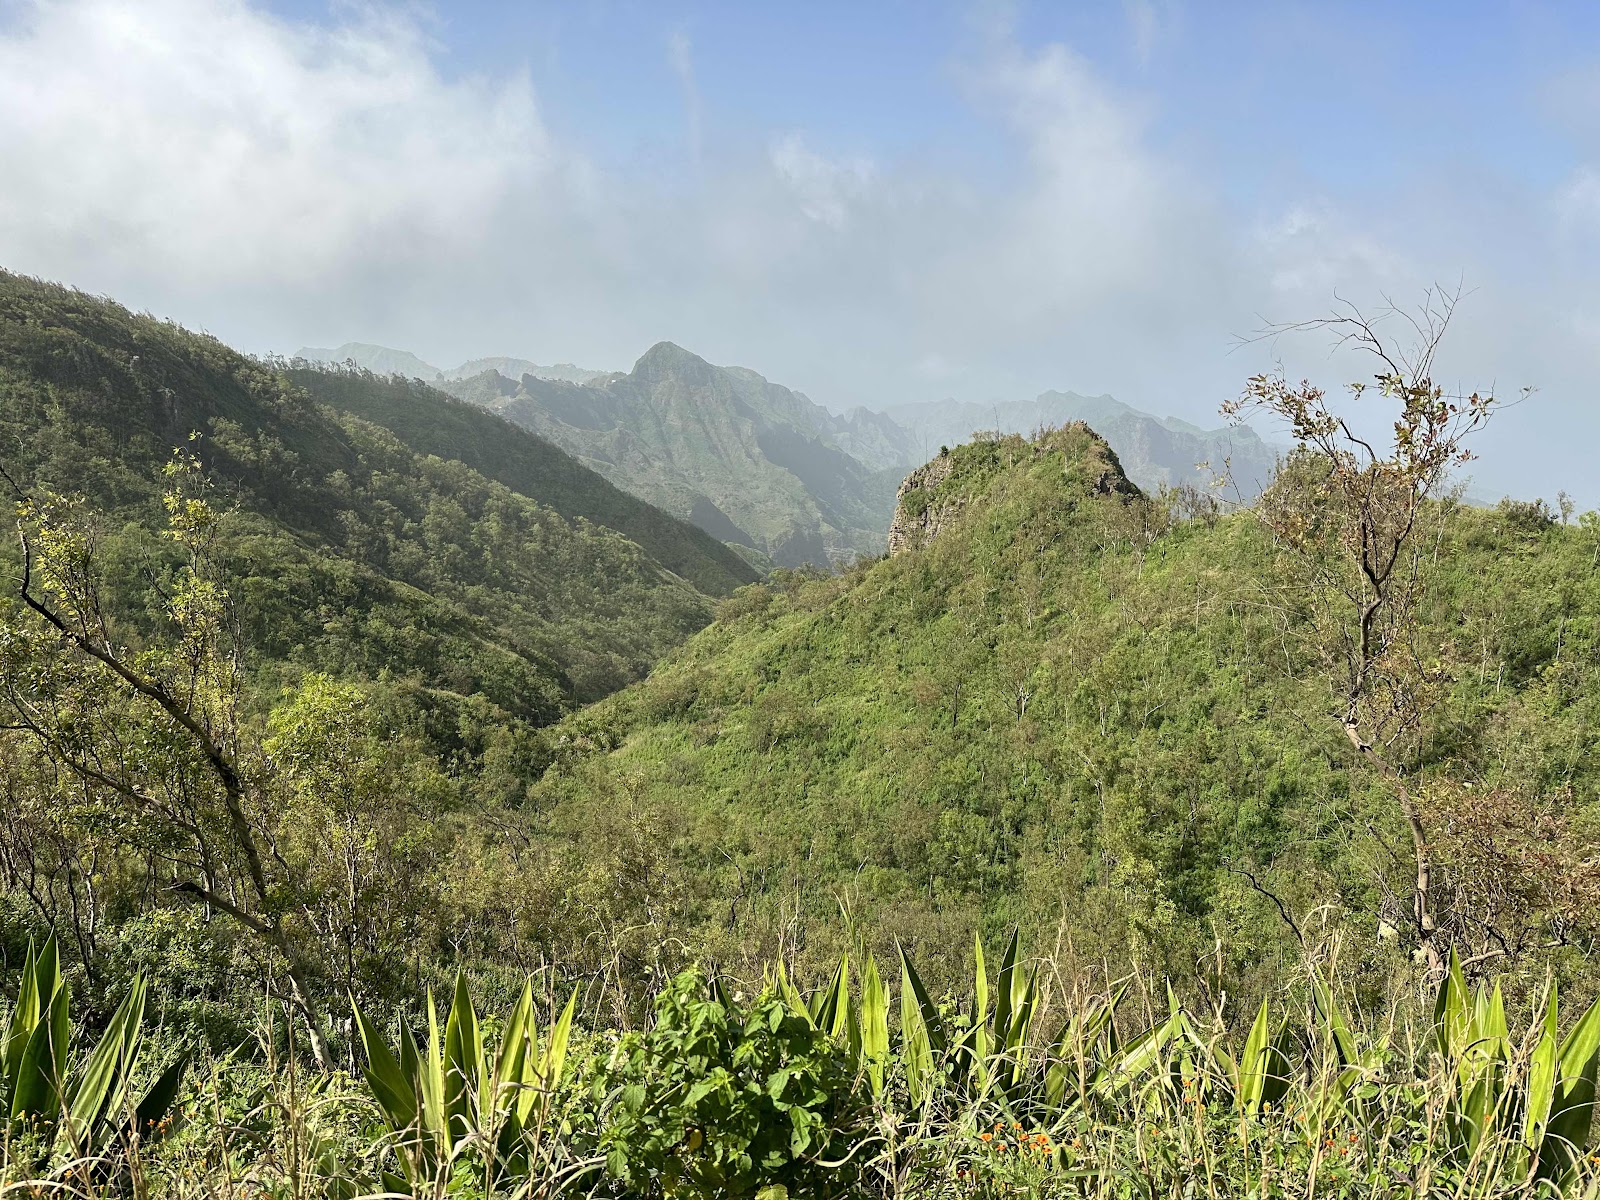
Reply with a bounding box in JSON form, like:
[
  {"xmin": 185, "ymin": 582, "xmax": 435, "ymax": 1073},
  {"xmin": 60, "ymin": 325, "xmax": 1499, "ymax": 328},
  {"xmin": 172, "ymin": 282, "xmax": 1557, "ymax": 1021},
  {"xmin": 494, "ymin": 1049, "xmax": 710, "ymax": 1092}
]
[{"xmin": 858, "ymin": 955, "xmax": 889, "ymax": 1099}]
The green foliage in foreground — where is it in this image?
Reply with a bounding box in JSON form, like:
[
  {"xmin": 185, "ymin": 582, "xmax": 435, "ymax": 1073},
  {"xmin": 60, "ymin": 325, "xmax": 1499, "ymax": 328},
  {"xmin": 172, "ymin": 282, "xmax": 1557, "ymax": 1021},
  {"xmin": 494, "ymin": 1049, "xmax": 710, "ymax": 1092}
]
[
  {"xmin": 1, "ymin": 937, "xmax": 184, "ymax": 1181},
  {"xmin": 352, "ymin": 973, "xmax": 581, "ymax": 1193},
  {"xmin": 7, "ymin": 936, "xmax": 1600, "ymax": 1198}
]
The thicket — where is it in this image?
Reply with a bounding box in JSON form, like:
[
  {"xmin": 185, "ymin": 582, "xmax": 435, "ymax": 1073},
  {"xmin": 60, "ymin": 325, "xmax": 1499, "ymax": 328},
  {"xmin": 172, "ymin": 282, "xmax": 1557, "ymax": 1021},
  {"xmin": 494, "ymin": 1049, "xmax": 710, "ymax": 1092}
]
[{"xmin": 6, "ymin": 932, "xmax": 1599, "ymax": 1198}]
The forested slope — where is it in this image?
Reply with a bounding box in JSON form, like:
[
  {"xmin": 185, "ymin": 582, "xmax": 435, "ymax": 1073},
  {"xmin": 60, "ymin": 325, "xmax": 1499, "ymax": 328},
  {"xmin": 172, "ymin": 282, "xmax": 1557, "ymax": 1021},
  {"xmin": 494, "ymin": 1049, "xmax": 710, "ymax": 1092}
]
[
  {"xmin": 517, "ymin": 425, "xmax": 1600, "ymax": 999},
  {"xmin": 280, "ymin": 365, "xmax": 758, "ymax": 597},
  {"xmin": 0, "ymin": 271, "xmax": 725, "ymax": 723}
]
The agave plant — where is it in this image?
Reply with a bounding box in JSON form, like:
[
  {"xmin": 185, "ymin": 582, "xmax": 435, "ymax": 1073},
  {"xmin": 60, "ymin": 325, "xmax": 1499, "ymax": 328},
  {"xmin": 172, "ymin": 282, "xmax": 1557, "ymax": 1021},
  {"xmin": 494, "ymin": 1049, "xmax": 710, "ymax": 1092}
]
[
  {"xmin": 1, "ymin": 935, "xmax": 186, "ymax": 1177},
  {"xmin": 1095, "ymin": 951, "xmax": 1600, "ymax": 1189},
  {"xmin": 1423, "ymin": 953, "xmax": 1600, "ymax": 1185},
  {"xmin": 352, "ymin": 971, "xmax": 582, "ymax": 1195},
  {"xmin": 778, "ymin": 931, "xmax": 1045, "ymax": 1111}
]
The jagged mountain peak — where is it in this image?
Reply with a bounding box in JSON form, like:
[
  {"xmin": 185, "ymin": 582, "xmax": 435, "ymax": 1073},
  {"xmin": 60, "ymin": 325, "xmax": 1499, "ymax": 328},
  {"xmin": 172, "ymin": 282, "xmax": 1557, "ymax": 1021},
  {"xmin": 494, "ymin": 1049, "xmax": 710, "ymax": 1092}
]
[{"xmin": 632, "ymin": 340, "xmax": 717, "ymax": 382}]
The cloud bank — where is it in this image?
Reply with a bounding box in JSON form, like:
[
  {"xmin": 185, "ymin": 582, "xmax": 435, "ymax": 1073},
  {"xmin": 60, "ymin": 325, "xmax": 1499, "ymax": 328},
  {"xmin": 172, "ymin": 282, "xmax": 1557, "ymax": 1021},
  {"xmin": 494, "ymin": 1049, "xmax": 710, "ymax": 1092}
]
[{"xmin": 1, "ymin": 0, "xmax": 1597, "ymax": 502}]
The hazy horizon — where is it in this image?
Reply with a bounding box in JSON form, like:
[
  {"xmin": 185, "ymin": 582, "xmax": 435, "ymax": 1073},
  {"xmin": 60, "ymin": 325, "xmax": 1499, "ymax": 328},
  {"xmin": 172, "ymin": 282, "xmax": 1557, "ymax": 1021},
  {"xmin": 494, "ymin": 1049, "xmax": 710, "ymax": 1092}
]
[{"xmin": 5, "ymin": 1, "xmax": 1600, "ymax": 502}]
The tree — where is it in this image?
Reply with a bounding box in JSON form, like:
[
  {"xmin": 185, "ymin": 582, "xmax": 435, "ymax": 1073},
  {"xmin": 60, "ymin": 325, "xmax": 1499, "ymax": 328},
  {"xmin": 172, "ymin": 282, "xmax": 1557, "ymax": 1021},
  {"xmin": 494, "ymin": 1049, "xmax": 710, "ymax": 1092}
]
[
  {"xmin": 1224, "ymin": 290, "xmax": 1498, "ymax": 974},
  {"xmin": 0, "ymin": 450, "xmax": 337, "ymax": 1067}
]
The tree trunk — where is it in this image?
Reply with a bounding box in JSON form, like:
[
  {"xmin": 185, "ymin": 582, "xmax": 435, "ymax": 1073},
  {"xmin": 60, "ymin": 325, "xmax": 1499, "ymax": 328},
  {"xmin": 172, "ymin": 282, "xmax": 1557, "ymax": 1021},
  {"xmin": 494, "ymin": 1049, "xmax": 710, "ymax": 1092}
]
[
  {"xmin": 1400, "ymin": 786, "xmax": 1445, "ymax": 977},
  {"xmin": 283, "ymin": 959, "xmax": 335, "ymax": 1072}
]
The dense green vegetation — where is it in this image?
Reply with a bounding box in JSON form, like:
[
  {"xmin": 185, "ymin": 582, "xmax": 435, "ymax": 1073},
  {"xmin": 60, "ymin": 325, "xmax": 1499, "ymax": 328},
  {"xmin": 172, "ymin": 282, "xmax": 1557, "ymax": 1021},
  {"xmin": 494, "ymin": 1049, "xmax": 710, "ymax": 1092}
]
[
  {"xmin": 517, "ymin": 426, "xmax": 1600, "ymax": 1009},
  {"xmin": 3, "ymin": 272, "xmax": 1599, "ymax": 1194},
  {"xmin": 8, "ymin": 932, "xmax": 1599, "ymax": 1197},
  {"xmin": 279, "ymin": 364, "xmax": 757, "ymax": 598}
]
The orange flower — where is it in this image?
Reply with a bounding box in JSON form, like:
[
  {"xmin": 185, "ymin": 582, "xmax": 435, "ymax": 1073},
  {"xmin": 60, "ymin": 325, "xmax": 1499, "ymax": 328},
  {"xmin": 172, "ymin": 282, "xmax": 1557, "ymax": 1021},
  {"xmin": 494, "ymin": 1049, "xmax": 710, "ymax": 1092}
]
[{"xmin": 980, "ymin": 1133, "xmax": 993, "ymax": 1142}]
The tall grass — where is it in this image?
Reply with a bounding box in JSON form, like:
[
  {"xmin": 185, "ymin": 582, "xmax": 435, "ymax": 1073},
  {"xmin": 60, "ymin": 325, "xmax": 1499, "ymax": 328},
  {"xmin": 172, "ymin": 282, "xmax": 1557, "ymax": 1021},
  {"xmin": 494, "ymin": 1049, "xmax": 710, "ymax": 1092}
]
[{"xmin": 3, "ymin": 935, "xmax": 1598, "ymax": 1198}]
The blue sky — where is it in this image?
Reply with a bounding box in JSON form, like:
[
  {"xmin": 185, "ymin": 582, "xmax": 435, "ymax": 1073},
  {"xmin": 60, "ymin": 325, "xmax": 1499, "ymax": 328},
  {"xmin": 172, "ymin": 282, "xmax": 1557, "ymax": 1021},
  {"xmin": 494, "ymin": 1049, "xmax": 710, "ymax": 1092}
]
[{"xmin": 5, "ymin": 0, "xmax": 1600, "ymax": 500}]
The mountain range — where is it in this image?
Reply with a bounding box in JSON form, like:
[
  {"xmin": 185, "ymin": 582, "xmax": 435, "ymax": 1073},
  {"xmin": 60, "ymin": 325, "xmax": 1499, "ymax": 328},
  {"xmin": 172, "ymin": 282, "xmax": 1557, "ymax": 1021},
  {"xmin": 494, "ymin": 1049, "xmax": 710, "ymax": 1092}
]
[
  {"xmin": 295, "ymin": 342, "xmax": 610, "ymax": 386},
  {"xmin": 438, "ymin": 343, "xmax": 905, "ymax": 568},
  {"xmin": 300, "ymin": 340, "xmax": 1281, "ymax": 566}
]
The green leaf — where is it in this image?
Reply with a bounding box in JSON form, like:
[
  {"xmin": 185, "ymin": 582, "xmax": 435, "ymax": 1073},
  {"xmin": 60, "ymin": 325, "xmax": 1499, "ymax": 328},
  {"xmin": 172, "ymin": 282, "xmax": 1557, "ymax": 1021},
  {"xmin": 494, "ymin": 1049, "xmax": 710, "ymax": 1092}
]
[
  {"xmin": 353, "ymin": 997, "xmax": 418, "ymax": 1134},
  {"xmin": 899, "ymin": 953, "xmax": 934, "ymax": 1108},
  {"xmin": 897, "ymin": 945, "xmax": 945, "ymax": 1054},
  {"xmin": 815, "ymin": 955, "xmax": 849, "ymax": 1042},
  {"xmin": 541, "ymin": 987, "xmax": 578, "ymax": 1091},
  {"xmin": 1432, "ymin": 948, "xmax": 1469, "ymax": 1061},
  {"xmin": 1523, "ymin": 987, "xmax": 1558, "ymax": 1155},
  {"xmin": 66, "ymin": 975, "xmax": 145, "ymax": 1149},
  {"xmin": 858, "ymin": 954, "xmax": 888, "ymax": 1098},
  {"xmin": 993, "ymin": 929, "xmax": 1019, "ymax": 1057},
  {"xmin": 9, "ymin": 985, "xmax": 67, "ymax": 1135},
  {"xmin": 442, "ymin": 969, "xmax": 482, "ymax": 1138},
  {"xmin": 134, "ymin": 1055, "xmax": 188, "ymax": 1144},
  {"xmin": 1541, "ymin": 992, "xmax": 1600, "ymax": 1181},
  {"xmin": 1235, "ymin": 998, "xmax": 1273, "ymax": 1120}
]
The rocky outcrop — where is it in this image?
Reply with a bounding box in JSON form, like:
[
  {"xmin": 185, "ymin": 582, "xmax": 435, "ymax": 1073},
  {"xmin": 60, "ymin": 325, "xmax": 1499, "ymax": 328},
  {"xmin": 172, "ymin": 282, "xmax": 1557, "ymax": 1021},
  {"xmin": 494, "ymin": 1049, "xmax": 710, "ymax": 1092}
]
[
  {"xmin": 887, "ymin": 422, "xmax": 1139, "ymax": 556},
  {"xmin": 886, "ymin": 451, "xmax": 961, "ymax": 556}
]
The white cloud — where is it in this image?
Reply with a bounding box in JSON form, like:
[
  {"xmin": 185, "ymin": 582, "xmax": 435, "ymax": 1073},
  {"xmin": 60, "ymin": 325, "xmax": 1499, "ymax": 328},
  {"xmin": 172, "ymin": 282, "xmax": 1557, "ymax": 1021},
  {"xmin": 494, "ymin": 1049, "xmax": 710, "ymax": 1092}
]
[
  {"xmin": 1126, "ymin": 1, "xmax": 1157, "ymax": 63},
  {"xmin": 0, "ymin": 0, "xmax": 549, "ymax": 289},
  {"xmin": 0, "ymin": 0, "xmax": 1594, "ymax": 503},
  {"xmin": 666, "ymin": 29, "xmax": 702, "ymax": 165},
  {"xmin": 1254, "ymin": 204, "xmax": 1413, "ymax": 301},
  {"xmin": 767, "ymin": 135, "xmax": 875, "ymax": 231}
]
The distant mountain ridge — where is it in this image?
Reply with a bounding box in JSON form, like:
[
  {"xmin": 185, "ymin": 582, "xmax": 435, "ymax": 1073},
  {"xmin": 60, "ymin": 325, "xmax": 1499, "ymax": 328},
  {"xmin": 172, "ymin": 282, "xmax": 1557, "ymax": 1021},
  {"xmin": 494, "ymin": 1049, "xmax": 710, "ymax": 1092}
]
[
  {"xmin": 440, "ymin": 342, "xmax": 902, "ymax": 568},
  {"xmin": 297, "ymin": 340, "xmax": 1280, "ymax": 564},
  {"xmin": 293, "ymin": 343, "xmax": 609, "ymax": 387}
]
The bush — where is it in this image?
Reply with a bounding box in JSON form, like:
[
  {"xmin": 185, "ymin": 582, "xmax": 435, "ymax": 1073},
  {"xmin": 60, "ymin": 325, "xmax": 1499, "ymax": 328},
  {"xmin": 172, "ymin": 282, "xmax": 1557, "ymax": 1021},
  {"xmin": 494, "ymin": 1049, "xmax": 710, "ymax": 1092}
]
[{"xmin": 596, "ymin": 970, "xmax": 870, "ymax": 1199}]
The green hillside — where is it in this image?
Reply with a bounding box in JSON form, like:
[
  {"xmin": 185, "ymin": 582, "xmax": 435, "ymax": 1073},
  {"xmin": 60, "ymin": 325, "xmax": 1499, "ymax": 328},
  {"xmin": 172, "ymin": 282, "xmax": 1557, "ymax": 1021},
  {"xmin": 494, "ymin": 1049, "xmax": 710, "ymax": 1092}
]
[
  {"xmin": 0, "ymin": 272, "xmax": 724, "ymax": 728},
  {"xmin": 279, "ymin": 365, "xmax": 758, "ymax": 596},
  {"xmin": 5, "ymin": 283, "xmax": 1600, "ymax": 1195},
  {"xmin": 518, "ymin": 425, "xmax": 1600, "ymax": 997}
]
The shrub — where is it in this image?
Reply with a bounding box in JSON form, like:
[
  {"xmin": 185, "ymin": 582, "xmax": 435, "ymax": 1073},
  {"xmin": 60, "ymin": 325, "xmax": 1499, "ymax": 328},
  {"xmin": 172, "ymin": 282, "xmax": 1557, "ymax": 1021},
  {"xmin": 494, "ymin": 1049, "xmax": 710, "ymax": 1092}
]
[{"xmin": 596, "ymin": 970, "xmax": 870, "ymax": 1199}]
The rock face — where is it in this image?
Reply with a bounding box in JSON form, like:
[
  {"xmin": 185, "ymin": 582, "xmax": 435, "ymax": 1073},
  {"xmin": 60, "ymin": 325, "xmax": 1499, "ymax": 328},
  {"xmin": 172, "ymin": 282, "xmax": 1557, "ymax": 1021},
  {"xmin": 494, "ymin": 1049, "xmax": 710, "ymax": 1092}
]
[
  {"xmin": 886, "ymin": 452, "xmax": 961, "ymax": 556},
  {"xmin": 887, "ymin": 422, "xmax": 1139, "ymax": 556}
]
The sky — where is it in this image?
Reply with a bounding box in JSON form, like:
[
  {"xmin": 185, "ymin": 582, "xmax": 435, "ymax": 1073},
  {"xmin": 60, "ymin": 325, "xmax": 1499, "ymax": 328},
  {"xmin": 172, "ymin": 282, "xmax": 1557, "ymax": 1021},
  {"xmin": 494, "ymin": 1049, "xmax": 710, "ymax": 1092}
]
[{"xmin": 3, "ymin": 0, "xmax": 1600, "ymax": 502}]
